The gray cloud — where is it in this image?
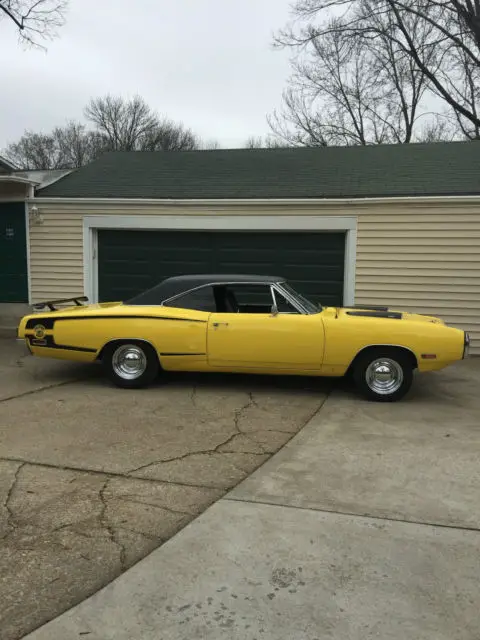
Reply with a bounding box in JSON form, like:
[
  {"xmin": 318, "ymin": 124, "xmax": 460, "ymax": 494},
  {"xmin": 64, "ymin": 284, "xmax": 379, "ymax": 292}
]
[{"xmin": 0, "ymin": 0, "xmax": 293, "ymax": 149}]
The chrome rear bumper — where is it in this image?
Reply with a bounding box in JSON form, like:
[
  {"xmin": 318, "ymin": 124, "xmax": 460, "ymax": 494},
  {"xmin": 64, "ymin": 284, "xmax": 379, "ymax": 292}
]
[
  {"xmin": 463, "ymin": 332, "xmax": 470, "ymax": 359},
  {"xmin": 17, "ymin": 338, "xmax": 32, "ymax": 356}
]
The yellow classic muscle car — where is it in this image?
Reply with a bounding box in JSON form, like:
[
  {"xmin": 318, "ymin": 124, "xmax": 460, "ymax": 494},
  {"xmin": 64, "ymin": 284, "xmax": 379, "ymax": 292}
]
[{"xmin": 17, "ymin": 274, "xmax": 469, "ymax": 402}]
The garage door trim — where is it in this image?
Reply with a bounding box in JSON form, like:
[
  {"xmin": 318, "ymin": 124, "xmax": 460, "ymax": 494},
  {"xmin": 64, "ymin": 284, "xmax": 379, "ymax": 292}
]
[{"xmin": 83, "ymin": 214, "xmax": 357, "ymax": 305}]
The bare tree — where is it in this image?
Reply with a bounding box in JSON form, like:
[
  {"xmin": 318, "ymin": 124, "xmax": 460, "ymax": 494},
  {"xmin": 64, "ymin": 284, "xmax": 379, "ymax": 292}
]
[
  {"xmin": 202, "ymin": 139, "xmax": 221, "ymax": 150},
  {"xmin": 84, "ymin": 95, "xmax": 157, "ymax": 152},
  {"xmin": 0, "ymin": 0, "xmax": 67, "ymax": 47},
  {"xmin": 244, "ymin": 135, "xmax": 288, "ymax": 148},
  {"xmin": 245, "ymin": 136, "xmax": 264, "ymax": 148},
  {"xmin": 53, "ymin": 122, "xmax": 106, "ymax": 168},
  {"xmin": 141, "ymin": 119, "xmax": 200, "ymax": 151},
  {"xmin": 5, "ymin": 131, "xmax": 60, "ymax": 169},
  {"xmin": 272, "ymin": 5, "xmax": 458, "ymax": 145},
  {"xmin": 275, "ymin": 0, "xmax": 480, "ymax": 140},
  {"xmin": 4, "ymin": 95, "xmax": 204, "ymax": 168},
  {"xmin": 4, "ymin": 122, "xmax": 106, "ymax": 169},
  {"xmin": 84, "ymin": 95, "xmax": 200, "ymax": 152}
]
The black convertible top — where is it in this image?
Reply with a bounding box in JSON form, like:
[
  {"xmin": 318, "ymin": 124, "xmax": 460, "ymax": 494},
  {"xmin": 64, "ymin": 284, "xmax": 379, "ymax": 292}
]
[{"xmin": 126, "ymin": 274, "xmax": 285, "ymax": 305}]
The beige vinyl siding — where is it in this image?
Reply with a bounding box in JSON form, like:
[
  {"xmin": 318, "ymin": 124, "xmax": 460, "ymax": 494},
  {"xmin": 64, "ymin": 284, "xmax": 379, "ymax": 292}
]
[
  {"xmin": 29, "ymin": 199, "xmax": 480, "ymax": 355},
  {"xmin": 0, "ymin": 182, "xmax": 28, "ymax": 199},
  {"xmin": 355, "ymin": 204, "xmax": 480, "ymax": 354},
  {"xmin": 30, "ymin": 211, "xmax": 84, "ymax": 301}
]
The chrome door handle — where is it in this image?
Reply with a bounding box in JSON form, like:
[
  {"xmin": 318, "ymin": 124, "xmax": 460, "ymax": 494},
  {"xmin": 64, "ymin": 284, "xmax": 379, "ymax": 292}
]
[{"xmin": 213, "ymin": 322, "xmax": 229, "ymax": 327}]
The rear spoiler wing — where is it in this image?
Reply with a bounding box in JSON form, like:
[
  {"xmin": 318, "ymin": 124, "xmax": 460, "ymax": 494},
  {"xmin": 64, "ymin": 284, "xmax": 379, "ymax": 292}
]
[{"xmin": 32, "ymin": 296, "xmax": 89, "ymax": 312}]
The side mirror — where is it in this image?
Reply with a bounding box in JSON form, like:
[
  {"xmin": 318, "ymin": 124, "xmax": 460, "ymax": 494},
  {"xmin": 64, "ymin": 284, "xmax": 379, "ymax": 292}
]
[{"xmin": 270, "ymin": 304, "xmax": 278, "ymax": 317}]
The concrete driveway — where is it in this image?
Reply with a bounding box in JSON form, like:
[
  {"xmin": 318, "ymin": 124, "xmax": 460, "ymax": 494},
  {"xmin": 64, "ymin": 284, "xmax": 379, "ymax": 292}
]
[
  {"xmin": 24, "ymin": 357, "xmax": 480, "ymax": 640},
  {"xmin": 0, "ymin": 339, "xmax": 329, "ymax": 640}
]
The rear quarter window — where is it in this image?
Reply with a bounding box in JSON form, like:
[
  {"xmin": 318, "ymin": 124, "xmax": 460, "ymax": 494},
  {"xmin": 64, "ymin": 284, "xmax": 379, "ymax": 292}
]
[{"xmin": 163, "ymin": 286, "xmax": 216, "ymax": 312}]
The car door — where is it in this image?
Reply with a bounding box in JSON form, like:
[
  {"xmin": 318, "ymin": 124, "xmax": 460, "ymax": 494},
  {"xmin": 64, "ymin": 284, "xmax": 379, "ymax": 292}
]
[
  {"xmin": 207, "ymin": 284, "xmax": 325, "ymax": 371},
  {"xmin": 160, "ymin": 286, "xmax": 215, "ymax": 361}
]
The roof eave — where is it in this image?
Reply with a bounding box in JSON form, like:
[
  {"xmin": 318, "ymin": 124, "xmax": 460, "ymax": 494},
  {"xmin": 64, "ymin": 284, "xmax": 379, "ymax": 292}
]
[
  {"xmin": 29, "ymin": 194, "xmax": 480, "ymax": 206},
  {"xmin": 0, "ymin": 175, "xmax": 41, "ymax": 186}
]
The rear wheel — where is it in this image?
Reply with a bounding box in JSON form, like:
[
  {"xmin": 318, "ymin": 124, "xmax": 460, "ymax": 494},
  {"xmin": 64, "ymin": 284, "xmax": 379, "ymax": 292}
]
[
  {"xmin": 103, "ymin": 341, "xmax": 159, "ymax": 389},
  {"xmin": 353, "ymin": 349, "xmax": 413, "ymax": 402}
]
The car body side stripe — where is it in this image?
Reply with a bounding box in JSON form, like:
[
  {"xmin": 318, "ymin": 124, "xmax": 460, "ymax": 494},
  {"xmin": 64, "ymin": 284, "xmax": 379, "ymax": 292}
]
[
  {"xmin": 28, "ymin": 336, "xmax": 97, "ymax": 353},
  {"xmin": 25, "ymin": 315, "xmax": 207, "ymax": 330}
]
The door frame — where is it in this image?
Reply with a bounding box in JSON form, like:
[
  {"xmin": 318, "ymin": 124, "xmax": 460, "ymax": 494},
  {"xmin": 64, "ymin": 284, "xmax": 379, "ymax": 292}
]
[{"xmin": 83, "ymin": 214, "xmax": 357, "ymax": 305}]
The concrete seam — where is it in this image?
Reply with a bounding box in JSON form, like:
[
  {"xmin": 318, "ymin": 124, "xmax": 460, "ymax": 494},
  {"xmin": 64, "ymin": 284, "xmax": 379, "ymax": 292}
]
[{"xmin": 224, "ymin": 497, "xmax": 480, "ymax": 534}]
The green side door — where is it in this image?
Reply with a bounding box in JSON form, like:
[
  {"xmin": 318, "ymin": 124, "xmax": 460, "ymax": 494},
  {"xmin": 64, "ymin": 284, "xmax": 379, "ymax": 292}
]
[{"xmin": 0, "ymin": 202, "xmax": 28, "ymax": 303}]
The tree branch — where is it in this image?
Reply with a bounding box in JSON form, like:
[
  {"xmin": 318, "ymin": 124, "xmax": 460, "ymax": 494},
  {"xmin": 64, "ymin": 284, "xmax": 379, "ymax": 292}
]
[{"xmin": 0, "ymin": 3, "xmax": 24, "ymax": 29}]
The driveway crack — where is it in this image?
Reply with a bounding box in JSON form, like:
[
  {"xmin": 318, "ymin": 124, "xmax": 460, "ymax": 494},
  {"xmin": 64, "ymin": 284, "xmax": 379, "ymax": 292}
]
[
  {"xmin": 190, "ymin": 385, "xmax": 197, "ymax": 408},
  {"xmin": 129, "ymin": 447, "xmax": 223, "ymax": 475},
  {"xmin": 228, "ymin": 393, "xmax": 267, "ymax": 454},
  {"xmin": 113, "ymin": 495, "xmax": 194, "ymax": 517},
  {"xmin": 3, "ymin": 462, "xmax": 24, "ymax": 536},
  {"xmin": 130, "ymin": 392, "xmax": 267, "ymax": 474},
  {"xmin": 98, "ymin": 478, "xmax": 127, "ymax": 571},
  {"xmin": 0, "ymin": 379, "xmax": 85, "ymax": 404}
]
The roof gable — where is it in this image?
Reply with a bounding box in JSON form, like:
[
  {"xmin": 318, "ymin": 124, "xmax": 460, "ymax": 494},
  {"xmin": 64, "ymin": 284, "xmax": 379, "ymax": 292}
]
[
  {"xmin": 0, "ymin": 155, "xmax": 18, "ymax": 173},
  {"xmin": 37, "ymin": 141, "xmax": 480, "ymax": 200}
]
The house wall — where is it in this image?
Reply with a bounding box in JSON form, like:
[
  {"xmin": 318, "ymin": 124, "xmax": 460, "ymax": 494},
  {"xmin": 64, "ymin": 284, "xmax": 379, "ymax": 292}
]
[
  {"xmin": 0, "ymin": 182, "xmax": 28, "ymax": 199},
  {"xmin": 28, "ymin": 198, "xmax": 480, "ymax": 354}
]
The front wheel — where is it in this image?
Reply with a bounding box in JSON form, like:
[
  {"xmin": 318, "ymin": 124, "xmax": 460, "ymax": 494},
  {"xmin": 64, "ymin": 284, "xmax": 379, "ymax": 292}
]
[
  {"xmin": 103, "ymin": 341, "xmax": 159, "ymax": 389},
  {"xmin": 353, "ymin": 350, "xmax": 413, "ymax": 402}
]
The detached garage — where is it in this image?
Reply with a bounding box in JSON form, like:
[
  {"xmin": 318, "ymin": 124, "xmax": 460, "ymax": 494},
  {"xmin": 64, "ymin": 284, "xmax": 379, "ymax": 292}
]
[{"xmin": 27, "ymin": 142, "xmax": 480, "ymax": 353}]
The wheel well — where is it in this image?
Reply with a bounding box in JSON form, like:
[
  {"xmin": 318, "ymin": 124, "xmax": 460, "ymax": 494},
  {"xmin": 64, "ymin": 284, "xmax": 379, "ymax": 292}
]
[
  {"xmin": 96, "ymin": 339, "xmax": 160, "ymax": 365},
  {"xmin": 347, "ymin": 345, "xmax": 418, "ymax": 375}
]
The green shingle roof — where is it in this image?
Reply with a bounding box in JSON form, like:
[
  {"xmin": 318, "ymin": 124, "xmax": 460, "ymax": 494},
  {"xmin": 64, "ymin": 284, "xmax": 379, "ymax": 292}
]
[{"xmin": 37, "ymin": 141, "xmax": 480, "ymax": 199}]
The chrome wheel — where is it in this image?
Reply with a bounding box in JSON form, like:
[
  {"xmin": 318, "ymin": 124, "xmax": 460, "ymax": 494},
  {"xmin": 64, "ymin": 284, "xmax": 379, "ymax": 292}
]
[
  {"xmin": 112, "ymin": 344, "xmax": 147, "ymax": 381},
  {"xmin": 365, "ymin": 358, "xmax": 404, "ymax": 396}
]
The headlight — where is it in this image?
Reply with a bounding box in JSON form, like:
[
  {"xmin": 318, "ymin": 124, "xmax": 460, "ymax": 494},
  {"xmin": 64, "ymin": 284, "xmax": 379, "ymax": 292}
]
[{"xmin": 463, "ymin": 332, "xmax": 470, "ymax": 359}]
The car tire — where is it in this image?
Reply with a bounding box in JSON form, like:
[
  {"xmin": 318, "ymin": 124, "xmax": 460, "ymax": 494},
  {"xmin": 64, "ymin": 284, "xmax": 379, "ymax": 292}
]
[
  {"xmin": 102, "ymin": 341, "xmax": 159, "ymax": 389},
  {"xmin": 353, "ymin": 349, "xmax": 413, "ymax": 402}
]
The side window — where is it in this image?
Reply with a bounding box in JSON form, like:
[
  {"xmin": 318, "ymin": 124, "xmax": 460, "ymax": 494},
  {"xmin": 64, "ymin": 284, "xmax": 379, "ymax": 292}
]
[
  {"xmin": 164, "ymin": 286, "xmax": 216, "ymax": 312},
  {"xmin": 212, "ymin": 284, "xmax": 274, "ymax": 314},
  {"xmin": 274, "ymin": 290, "xmax": 300, "ymax": 314},
  {"xmin": 218, "ymin": 284, "xmax": 300, "ymax": 314},
  {"xmin": 228, "ymin": 284, "xmax": 274, "ymax": 307}
]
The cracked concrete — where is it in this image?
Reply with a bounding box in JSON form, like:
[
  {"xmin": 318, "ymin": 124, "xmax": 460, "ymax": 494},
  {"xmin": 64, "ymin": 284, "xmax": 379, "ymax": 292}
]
[
  {"xmin": 0, "ymin": 343, "xmax": 93, "ymax": 403},
  {"xmin": 23, "ymin": 359, "xmax": 480, "ymax": 640},
  {"xmin": 0, "ymin": 339, "xmax": 328, "ymax": 640},
  {"xmin": 0, "ymin": 461, "xmax": 24, "ymax": 539}
]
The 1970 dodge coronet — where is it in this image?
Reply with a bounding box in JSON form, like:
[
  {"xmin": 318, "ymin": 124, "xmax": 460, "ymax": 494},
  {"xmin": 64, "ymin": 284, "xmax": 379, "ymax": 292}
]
[{"xmin": 17, "ymin": 274, "xmax": 469, "ymax": 402}]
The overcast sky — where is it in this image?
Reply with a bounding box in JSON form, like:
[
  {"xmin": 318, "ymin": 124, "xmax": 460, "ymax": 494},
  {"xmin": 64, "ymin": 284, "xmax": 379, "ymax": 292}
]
[{"xmin": 0, "ymin": 0, "xmax": 295, "ymax": 151}]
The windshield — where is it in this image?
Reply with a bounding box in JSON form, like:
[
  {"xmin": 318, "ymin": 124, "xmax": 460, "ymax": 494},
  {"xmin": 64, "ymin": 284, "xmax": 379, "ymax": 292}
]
[{"xmin": 281, "ymin": 283, "xmax": 321, "ymax": 314}]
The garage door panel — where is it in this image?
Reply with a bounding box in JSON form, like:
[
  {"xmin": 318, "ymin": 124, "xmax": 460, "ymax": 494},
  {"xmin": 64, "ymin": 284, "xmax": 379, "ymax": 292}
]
[{"xmin": 98, "ymin": 230, "xmax": 346, "ymax": 306}]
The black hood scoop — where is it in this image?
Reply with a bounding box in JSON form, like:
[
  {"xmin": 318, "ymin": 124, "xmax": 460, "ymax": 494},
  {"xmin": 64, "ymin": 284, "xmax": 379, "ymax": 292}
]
[{"xmin": 347, "ymin": 305, "xmax": 402, "ymax": 319}]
